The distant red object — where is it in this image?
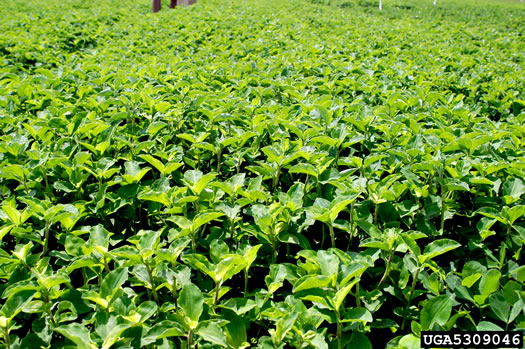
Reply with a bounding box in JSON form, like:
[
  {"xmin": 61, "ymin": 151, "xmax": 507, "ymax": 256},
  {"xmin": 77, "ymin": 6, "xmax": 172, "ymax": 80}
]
[
  {"xmin": 154, "ymin": 0, "xmax": 196, "ymax": 12},
  {"xmin": 153, "ymin": 0, "xmax": 161, "ymax": 12}
]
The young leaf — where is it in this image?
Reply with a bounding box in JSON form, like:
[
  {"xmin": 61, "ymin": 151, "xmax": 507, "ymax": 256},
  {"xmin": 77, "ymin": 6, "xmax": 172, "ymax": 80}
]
[
  {"xmin": 179, "ymin": 283, "xmax": 204, "ymax": 329},
  {"xmin": 100, "ymin": 267, "xmax": 128, "ymax": 299},
  {"xmin": 420, "ymin": 295, "xmax": 453, "ymax": 330},
  {"xmin": 54, "ymin": 323, "xmax": 98, "ymax": 349},
  {"xmin": 420, "ymin": 239, "xmax": 460, "ymax": 264}
]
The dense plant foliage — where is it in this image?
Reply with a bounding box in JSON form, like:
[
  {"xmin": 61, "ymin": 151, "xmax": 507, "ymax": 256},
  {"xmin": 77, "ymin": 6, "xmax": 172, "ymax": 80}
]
[{"xmin": 0, "ymin": 0, "xmax": 524, "ymax": 347}]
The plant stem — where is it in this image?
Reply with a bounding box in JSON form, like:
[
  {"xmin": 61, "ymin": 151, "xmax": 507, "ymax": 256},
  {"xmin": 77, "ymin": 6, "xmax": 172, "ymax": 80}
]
[
  {"xmin": 272, "ymin": 166, "xmax": 281, "ymax": 192},
  {"xmin": 103, "ymin": 257, "xmax": 110, "ymax": 273},
  {"xmin": 244, "ymin": 269, "xmax": 248, "ymax": 298},
  {"xmin": 376, "ymin": 250, "xmax": 394, "ymax": 289},
  {"xmin": 187, "ymin": 330, "xmax": 193, "ymax": 349},
  {"xmin": 145, "ymin": 261, "xmax": 159, "ymax": 304},
  {"xmin": 328, "ymin": 222, "xmax": 336, "ymax": 249},
  {"xmin": 347, "ymin": 202, "xmax": 355, "ymax": 251},
  {"xmin": 304, "ymin": 174, "xmax": 310, "ymax": 193},
  {"xmin": 336, "ymin": 312, "xmax": 342, "ymax": 349},
  {"xmin": 191, "ymin": 229, "xmax": 196, "ymax": 252},
  {"xmin": 214, "ymin": 280, "xmax": 222, "ymax": 306},
  {"xmin": 356, "ymin": 281, "xmax": 361, "ymax": 307},
  {"xmin": 439, "ymin": 160, "xmax": 445, "ymax": 235},
  {"xmin": 42, "ymin": 165, "xmax": 53, "ymax": 200},
  {"xmin": 402, "ymin": 267, "xmax": 421, "ymax": 330},
  {"xmin": 4, "ymin": 325, "xmax": 10, "ymax": 349},
  {"xmin": 43, "ymin": 222, "xmax": 50, "ymax": 255},
  {"xmin": 216, "ymin": 147, "xmax": 222, "ymax": 175}
]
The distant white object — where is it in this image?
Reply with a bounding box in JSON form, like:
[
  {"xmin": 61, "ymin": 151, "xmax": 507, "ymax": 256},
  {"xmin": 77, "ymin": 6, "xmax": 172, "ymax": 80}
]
[
  {"xmin": 178, "ymin": 0, "xmax": 196, "ymax": 4},
  {"xmin": 379, "ymin": 0, "xmax": 382, "ymax": 10},
  {"xmin": 433, "ymin": 0, "xmax": 436, "ymax": 5}
]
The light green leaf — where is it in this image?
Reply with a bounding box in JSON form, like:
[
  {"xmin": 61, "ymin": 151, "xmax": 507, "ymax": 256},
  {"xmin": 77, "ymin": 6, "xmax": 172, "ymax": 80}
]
[
  {"xmin": 293, "ymin": 275, "xmax": 332, "ymax": 293},
  {"xmin": 54, "ymin": 323, "xmax": 98, "ymax": 349},
  {"xmin": 179, "ymin": 283, "xmax": 204, "ymax": 329},
  {"xmin": 196, "ymin": 320, "xmax": 228, "ymax": 347},
  {"xmin": 100, "ymin": 267, "xmax": 128, "ymax": 299},
  {"xmin": 420, "ymin": 239, "xmax": 460, "ymax": 264},
  {"xmin": 420, "ymin": 295, "xmax": 453, "ymax": 330}
]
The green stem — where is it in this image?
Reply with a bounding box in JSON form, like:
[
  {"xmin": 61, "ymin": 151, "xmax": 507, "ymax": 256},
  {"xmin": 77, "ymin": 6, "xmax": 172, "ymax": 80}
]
[
  {"xmin": 270, "ymin": 228, "xmax": 277, "ymax": 263},
  {"xmin": 356, "ymin": 281, "xmax": 361, "ymax": 307},
  {"xmin": 4, "ymin": 324, "xmax": 10, "ymax": 349},
  {"xmin": 244, "ymin": 269, "xmax": 249, "ymax": 298},
  {"xmin": 402, "ymin": 267, "xmax": 421, "ymax": 330},
  {"xmin": 304, "ymin": 174, "xmax": 310, "ymax": 193},
  {"xmin": 103, "ymin": 257, "xmax": 110, "ymax": 273},
  {"xmin": 43, "ymin": 222, "xmax": 50, "ymax": 255},
  {"xmin": 336, "ymin": 312, "xmax": 342, "ymax": 349},
  {"xmin": 439, "ymin": 161, "xmax": 445, "ymax": 235},
  {"xmin": 216, "ymin": 147, "xmax": 222, "ymax": 175},
  {"xmin": 321, "ymin": 224, "xmax": 326, "ymax": 249},
  {"xmin": 229, "ymin": 219, "xmax": 234, "ymax": 242},
  {"xmin": 42, "ymin": 165, "xmax": 53, "ymax": 200},
  {"xmin": 23, "ymin": 172, "xmax": 29, "ymax": 194},
  {"xmin": 376, "ymin": 250, "xmax": 394, "ymax": 289},
  {"xmin": 191, "ymin": 229, "xmax": 196, "ymax": 252},
  {"xmin": 187, "ymin": 330, "xmax": 193, "ymax": 349},
  {"xmin": 328, "ymin": 222, "xmax": 336, "ymax": 249},
  {"xmin": 272, "ymin": 166, "xmax": 281, "ymax": 192},
  {"xmin": 214, "ymin": 280, "xmax": 222, "ymax": 306},
  {"xmin": 346, "ymin": 203, "xmax": 355, "ymax": 251},
  {"xmin": 145, "ymin": 261, "xmax": 159, "ymax": 304}
]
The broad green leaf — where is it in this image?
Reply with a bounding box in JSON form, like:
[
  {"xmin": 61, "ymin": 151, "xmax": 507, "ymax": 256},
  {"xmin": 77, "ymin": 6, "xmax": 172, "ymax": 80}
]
[
  {"xmin": 169, "ymin": 216, "xmax": 192, "ymax": 230},
  {"xmin": 123, "ymin": 161, "xmax": 150, "ymax": 183},
  {"xmin": 182, "ymin": 253, "xmax": 213, "ymax": 277},
  {"xmin": 474, "ymin": 269, "xmax": 501, "ymax": 305},
  {"xmin": 420, "ymin": 295, "xmax": 453, "ymax": 330},
  {"xmin": 420, "ymin": 239, "xmax": 460, "ymax": 264},
  {"xmin": 342, "ymin": 306, "xmax": 372, "ymax": 323},
  {"xmin": 293, "ymin": 275, "xmax": 332, "ymax": 293},
  {"xmin": 100, "ymin": 267, "xmax": 128, "ymax": 299},
  {"xmin": 54, "ymin": 323, "xmax": 97, "ymax": 349},
  {"xmin": 192, "ymin": 211, "xmax": 224, "ymax": 231},
  {"xmin": 318, "ymin": 250, "xmax": 339, "ymax": 278},
  {"xmin": 210, "ymin": 239, "xmax": 230, "ymax": 264},
  {"xmin": 196, "ymin": 320, "xmax": 228, "ymax": 347},
  {"xmin": 289, "ymin": 163, "xmax": 318, "ymax": 177},
  {"xmin": 328, "ymin": 193, "xmax": 360, "ymax": 223},
  {"xmin": 224, "ymin": 311, "xmax": 247, "ymax": 349},
  {"xmin": 488, "ymin": 292, "xmax": 511, "ymax": 324},
  {"xmin": 274, "ymin": 311, "xmax": 298, "ymax": 344},
  {"xmin": 477, "ymin": 207, "xmax": 505, "ymax": 224},
  {"xmin": 397, "ymin": 334, "xmax": 420, "ymax": 349},
  {"xmin": 502, "ymin": 178, "xmax": 524, "ymax": 203},
  {"xmin": 400, "ymin": 233, "xmax": 421, "ymax": 257},
  {"xmin": 155, "ymin": 101, "xmax": 171, "ymax": 113},
  {"xmin": 138, "ymin": 154, "xmax": 165, "ymax": 175},
  {"xmin": 179, "ymin": 283, "xmax": 203, "ymax": 329},
  {"xmin": 476, "ymin": 321, "xmax": 504, "ymax": 331},
  {"xmin": 215, "ymin": 255, "xmax": 246, "ymax": 283},
  {"xmin": 101, "ymin": 323, "xmax": 132, "ymax": 349},
  {"xmin": 479, "ymin": 269, "xmax": 501, "ymax": 296},
  {"xmin": 506, "ymin": 205, "xmax": 525, "ymax": 225},
  {"xmin": 347, "ymin": 331, "xmax": 373, "ymax": 349},
  {"xmin": 1, "ymin": 290, "xmax": 36, "ymax": 319},
  {"xmin": 462, "ymin": 273, "xmax": 481, "ymax": 288}
]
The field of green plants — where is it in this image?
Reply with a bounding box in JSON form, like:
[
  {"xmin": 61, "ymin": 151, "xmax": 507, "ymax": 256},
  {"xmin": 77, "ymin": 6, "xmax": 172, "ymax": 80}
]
[{"xmin": 0, "ymin": 0, "xmax": 524, "ymax": 347}]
